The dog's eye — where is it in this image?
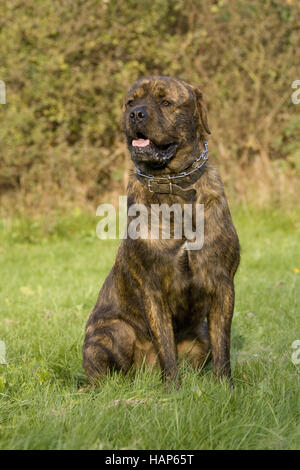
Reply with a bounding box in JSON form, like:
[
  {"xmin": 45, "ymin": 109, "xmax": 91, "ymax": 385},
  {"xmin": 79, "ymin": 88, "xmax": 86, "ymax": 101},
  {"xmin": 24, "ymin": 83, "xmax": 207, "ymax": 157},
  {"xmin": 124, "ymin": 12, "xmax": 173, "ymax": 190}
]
[
  {"xmin": 161, "ymin": 100, "xmax": 171, "ymax": 107},
  {"xmin": 127, "ymin": 100, "xmax": 134, "ymax": 107}
]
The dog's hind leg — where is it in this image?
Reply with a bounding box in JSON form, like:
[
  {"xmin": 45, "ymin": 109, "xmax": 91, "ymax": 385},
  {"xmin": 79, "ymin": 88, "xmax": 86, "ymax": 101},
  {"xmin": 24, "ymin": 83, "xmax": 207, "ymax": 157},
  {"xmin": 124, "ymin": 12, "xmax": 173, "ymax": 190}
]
[{"xmin": 82, "ymin": 316, "xmax": 136, "ymax": 385}]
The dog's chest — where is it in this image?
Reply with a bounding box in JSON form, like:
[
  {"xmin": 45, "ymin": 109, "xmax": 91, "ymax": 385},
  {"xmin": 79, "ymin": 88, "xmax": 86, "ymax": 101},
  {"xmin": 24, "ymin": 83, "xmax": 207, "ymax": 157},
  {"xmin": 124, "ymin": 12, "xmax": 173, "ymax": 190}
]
[{"xmin": 156, "ymin": 243, "xmax": 194, "ymax": 310}]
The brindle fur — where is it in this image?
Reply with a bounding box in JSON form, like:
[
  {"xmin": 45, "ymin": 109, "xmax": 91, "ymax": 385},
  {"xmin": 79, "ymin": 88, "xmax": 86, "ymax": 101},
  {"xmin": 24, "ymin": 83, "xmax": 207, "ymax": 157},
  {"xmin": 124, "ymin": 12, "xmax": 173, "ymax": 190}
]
[{"xmin": 83, "ymin": 76, "xmax": 240, "ymax": 386}]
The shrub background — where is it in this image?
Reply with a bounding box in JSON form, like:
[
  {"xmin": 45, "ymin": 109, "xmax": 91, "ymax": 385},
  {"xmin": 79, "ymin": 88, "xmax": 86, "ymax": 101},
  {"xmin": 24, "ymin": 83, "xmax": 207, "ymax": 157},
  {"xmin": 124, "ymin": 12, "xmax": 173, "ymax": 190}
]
[{"xmin": 0, "ymin": 0, "xmax": 299, "ymax": 213}]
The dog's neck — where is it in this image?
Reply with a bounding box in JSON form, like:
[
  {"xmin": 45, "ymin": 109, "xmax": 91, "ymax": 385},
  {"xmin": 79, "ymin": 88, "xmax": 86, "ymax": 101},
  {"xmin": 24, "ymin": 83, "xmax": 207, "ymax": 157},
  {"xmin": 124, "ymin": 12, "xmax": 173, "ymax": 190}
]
[
  {"xmin": 167, "ymin": 138, "xmax": 207, "ymax": 174},
  {"xmin": 134, "ymin": 141, "xmax": 209, "ymax": 202}
]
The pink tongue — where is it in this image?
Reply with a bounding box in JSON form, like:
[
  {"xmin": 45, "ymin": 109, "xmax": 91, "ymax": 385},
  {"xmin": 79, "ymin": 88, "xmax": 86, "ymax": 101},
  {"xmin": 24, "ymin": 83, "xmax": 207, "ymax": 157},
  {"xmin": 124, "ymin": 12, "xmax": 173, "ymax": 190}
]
[{"xmin": 132, "ymin": 138, "xmax": 150, "ymax": 148}]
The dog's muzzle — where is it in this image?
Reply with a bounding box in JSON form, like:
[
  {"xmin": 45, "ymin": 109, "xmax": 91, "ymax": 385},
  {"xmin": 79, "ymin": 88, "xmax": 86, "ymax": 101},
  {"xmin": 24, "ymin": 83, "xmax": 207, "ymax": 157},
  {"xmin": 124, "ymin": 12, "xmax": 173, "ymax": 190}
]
[{"xmin": 128, "ymin": 136, "xmax": 177, "ymax": 168}]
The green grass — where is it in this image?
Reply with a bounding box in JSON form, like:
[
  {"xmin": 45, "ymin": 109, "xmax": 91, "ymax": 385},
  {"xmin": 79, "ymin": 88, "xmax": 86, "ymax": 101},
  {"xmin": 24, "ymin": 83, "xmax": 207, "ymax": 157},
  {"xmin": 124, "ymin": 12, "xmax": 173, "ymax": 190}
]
[{"xmin": 0, "ymin": 206, "xmax": 299, "ymax": 450}]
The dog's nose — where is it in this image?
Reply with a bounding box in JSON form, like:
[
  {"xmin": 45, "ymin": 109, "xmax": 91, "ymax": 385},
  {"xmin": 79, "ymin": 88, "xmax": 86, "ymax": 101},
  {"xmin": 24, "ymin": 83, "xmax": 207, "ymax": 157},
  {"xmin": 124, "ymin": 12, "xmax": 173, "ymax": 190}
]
[{"xmin": 129, "ymin": 107, "xmax": 148, "ymax": 123}]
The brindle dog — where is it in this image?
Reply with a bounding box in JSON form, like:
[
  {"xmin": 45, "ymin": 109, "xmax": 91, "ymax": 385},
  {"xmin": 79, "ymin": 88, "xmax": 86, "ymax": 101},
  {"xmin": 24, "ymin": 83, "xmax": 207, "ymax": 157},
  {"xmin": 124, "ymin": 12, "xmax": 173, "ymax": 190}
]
[{"xmin": 83, "ymin": 76, "xmax": 240, "ymax": 386}]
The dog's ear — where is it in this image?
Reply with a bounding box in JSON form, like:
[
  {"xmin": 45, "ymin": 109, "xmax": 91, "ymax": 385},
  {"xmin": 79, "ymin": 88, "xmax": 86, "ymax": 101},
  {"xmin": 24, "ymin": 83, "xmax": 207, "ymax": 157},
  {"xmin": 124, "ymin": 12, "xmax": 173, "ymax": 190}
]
[{"xmin": 193, "ymin": 87, "xmax": 211, "ymax": 135}]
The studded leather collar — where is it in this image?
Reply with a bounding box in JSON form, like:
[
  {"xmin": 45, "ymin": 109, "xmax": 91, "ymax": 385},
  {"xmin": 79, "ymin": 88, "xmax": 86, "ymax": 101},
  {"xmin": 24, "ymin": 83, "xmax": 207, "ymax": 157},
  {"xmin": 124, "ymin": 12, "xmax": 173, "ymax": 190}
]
[{"xmin": 134, "ymin": 142, "xmax": 208, "ymax": 202}]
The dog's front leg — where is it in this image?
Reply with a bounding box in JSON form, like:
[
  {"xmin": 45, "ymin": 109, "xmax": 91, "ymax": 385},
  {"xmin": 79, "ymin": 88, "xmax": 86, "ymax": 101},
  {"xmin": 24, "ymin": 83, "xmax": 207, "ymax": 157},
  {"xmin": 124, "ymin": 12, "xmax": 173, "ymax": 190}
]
[
  {"xmin": 144, "ymin": 293, "xmax": 179, "ymax": 385},
  {"xmin": 207, "ymin": 278, "xmax": 235, "ymax": 385}
]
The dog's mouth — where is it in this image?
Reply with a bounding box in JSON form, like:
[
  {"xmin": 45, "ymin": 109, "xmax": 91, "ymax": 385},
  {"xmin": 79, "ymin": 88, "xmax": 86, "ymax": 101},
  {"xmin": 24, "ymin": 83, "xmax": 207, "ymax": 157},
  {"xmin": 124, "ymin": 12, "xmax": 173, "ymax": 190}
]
[{"xmin": 129, "ymin": 132, "xmax": 177, "ymax": 168}]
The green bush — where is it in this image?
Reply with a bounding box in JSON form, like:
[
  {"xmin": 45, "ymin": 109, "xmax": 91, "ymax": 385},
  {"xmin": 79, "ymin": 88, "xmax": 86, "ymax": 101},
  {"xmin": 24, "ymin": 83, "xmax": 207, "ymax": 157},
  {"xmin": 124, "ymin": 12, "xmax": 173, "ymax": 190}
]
[{"xmin": 0, "ymin": 0, "xmax": 299, "ymax": 212}]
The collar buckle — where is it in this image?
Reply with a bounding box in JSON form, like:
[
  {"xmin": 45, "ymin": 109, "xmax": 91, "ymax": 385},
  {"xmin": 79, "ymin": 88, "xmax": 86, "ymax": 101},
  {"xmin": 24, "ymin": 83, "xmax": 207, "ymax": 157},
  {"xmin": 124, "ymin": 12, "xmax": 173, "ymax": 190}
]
[
  {"xmin": 168, "ymin": 176, "xmax": 173, "ymax": 194},
  {"xmin": 148, "ymin": 179, "xmax": 154, "ymax": 193}
]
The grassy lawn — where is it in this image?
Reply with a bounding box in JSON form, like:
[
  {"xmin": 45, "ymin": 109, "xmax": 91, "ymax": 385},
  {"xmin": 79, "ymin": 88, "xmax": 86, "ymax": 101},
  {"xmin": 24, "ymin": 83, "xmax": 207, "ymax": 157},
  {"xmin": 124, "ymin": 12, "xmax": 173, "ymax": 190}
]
[{"xmin": 0, "ymin": 206, "xmax": 299, "ymax": 450}]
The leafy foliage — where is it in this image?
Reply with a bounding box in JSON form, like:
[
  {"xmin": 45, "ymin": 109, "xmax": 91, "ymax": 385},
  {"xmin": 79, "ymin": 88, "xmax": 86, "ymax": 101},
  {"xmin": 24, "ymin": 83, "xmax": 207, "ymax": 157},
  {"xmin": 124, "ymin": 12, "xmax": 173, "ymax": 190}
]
[{"xmin": 0, "ymin": 0, "xmax": 299, "ymax": 212}]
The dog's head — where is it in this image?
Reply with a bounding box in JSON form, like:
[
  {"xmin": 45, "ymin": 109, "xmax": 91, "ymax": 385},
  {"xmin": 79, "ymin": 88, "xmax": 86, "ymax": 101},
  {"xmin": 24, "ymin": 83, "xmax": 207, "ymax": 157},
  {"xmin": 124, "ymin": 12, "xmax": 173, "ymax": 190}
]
[{"xmin": 123, "ymin": 76, "xmax": 210, "ymax": 173}]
